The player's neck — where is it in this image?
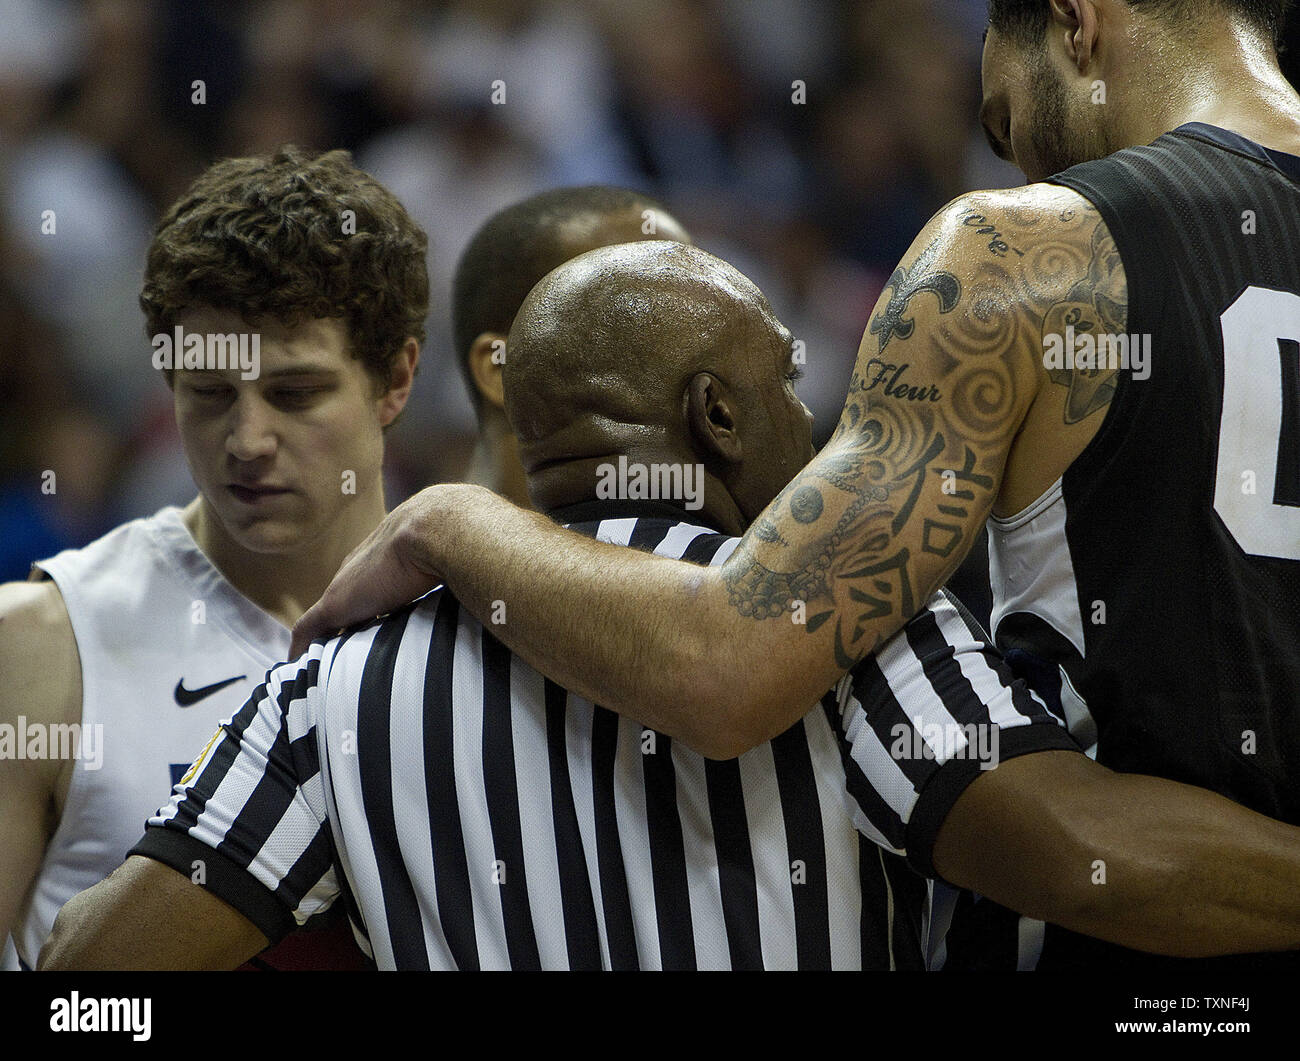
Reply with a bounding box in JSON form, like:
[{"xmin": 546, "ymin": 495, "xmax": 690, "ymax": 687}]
[
  {"xmin": 181, "ymin": 493, "xmax": 388, "ymax": 629},
  {"xmin": 465, "ymin": 417, "xmax": 533, "ymax": 510},
  {"xmin": 1121, "ymin": 37, "xmax": 1300, "ymax": 157}
]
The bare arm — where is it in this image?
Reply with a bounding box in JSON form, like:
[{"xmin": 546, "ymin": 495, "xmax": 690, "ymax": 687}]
[
  {"xmin": 935, "ymin": 751, "xmax": 1300, "ymax": 957},
  {"xmin": 38, "ymin": 856, "xmax": 269, "ymax": 970},
  {"xmin": 0, "ymin": 581, "xmax": 80, "ymax": 947},
  {"xmin": 296, "ymin": 186, "xmax": 1113, "ymax": 757}
]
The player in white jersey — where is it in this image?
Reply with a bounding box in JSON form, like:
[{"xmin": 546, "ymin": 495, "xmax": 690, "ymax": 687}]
[
  {"xmin": 0, "ymin": 146, "xmax": 426, "ymax": 970},
  {"xmin": 2, "ymin": 510, "xmax": 293, "ymax": 969}
]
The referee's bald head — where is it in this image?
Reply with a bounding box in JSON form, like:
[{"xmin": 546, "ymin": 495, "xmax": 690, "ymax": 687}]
[{"xmin": 504, "ymin": 241, "xmax": 815, "ymax": 529}]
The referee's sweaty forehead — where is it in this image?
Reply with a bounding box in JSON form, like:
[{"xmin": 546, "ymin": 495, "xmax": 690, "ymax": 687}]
[{"xmin": 502, "ymin": 240, "xmax": 779, "ymax": 443}]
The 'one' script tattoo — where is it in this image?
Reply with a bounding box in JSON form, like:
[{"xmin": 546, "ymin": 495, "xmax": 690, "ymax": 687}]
[
  {"xmin": 959, "ymin": 209, "xmax": 1026, "ymax": 258},
  {"xmin": 722, "ymin": 193, "xmax": 1127, "ymax": 671}
]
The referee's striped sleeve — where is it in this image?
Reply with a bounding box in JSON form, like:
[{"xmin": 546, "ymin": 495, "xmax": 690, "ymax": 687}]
[
  {"xmin": 129, "ymin": 643, "xmax": 338, "ymax": 943},
  {"xmin": 828, "ymin": 589, "xmax": 1080, "ymax": 881}
]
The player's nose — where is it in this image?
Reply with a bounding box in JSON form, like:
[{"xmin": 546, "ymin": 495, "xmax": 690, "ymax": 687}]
[{"xmin": 225, "ymin": 393, "xmax": 278, "ymax": 461}]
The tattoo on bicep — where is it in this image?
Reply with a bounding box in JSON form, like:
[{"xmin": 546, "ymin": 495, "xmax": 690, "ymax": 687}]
[
  {"xmin": 1041, "ymin": 220, "xmax": 1129, "ymax": 424},
  {"xmin": 724, "ymin": 399, "xmax": 952, "ymax": 668},
  {"xmin": 856, "ymin": 358, "xmax": 942, "ymax": 402},
  {"xmin": 868, "ymin": 240, "xmax": 961, "ymax": 354},
  {"xmin": 788, "ymin": 486, "xmax": 824, "ymax": 523},
  {"xmin": 959, "ymin": 210, "xmax": 1026, "ymax": 258},
  {"xmin": 723, "ymin": 199, "xmax": 1121, "ymax": 668}
]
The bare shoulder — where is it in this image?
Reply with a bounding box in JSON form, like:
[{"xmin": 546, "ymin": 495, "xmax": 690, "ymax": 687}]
[
  {"xmin": 0, "ymin": 578, "xmax": 76, "ymax": 643},
  {"xmin": 853, "ymin": 183, "xmax": 1123, "ymax": 422},
  {"xmin": 871, "ymin": 184, "xmax": 1118, "ymax": 335},
  {"xmin": 0, "ymin": 579, "xmax": 81, "ymax": 728},
  {"xmin": 931, "ymin": 182, "xmax": 1105, "ymax": 249},
  {"xmin": 913, "ymin": 184, "xmax": 1130, "ymax": 425}
]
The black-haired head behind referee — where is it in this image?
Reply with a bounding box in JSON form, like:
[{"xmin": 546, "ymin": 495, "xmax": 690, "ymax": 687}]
[{"xmin": 453, "ymin": 187, "xmax": 692, "ymax": 510}]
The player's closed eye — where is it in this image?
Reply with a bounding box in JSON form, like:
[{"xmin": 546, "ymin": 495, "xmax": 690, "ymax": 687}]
[
  {"xmin": 187, "ymin": 382, "xmax": 233, "ymax": 400},
  {"xmin": 269, "ymin": 387, "xmax": 331, "ymax": 409}
]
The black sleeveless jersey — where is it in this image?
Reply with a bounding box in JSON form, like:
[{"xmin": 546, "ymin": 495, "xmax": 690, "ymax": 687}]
[{"xmin": 977, "ymin": 124, "xmax": 1300, "ymax": 971}]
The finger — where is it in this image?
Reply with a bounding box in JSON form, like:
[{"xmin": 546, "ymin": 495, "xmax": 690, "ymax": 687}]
[
  {"xmin": 291, "ymin": 554, "xmax": 388, "ymax": 656},
  {"xmin": 288, "ymin": 608, "xmax": 321, "ymax": 659},
  {"xmin": 289, "ymin": 497, "xmax": 440, "ymax": 656},
  {"xmin": 291, "ymin": 563, "xmax": 368, "ymax": 655},
  {"xmin": 290, "ymin": 598, "xmax": 336, "ymax": 659}
]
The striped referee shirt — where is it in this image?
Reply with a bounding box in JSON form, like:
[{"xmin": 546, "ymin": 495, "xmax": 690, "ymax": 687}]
[{"xmin": 132, "ymin": 499, "xmax": 1076, "ymax": 970}]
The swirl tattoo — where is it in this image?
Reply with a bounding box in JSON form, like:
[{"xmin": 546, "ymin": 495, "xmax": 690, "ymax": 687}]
[{"xmin": 721, "ymin": 193, "xmax": 1127, "ymax": 670}]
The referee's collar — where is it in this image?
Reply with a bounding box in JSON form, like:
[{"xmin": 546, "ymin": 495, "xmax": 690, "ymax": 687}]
[{"xmin": 546, "ymin": 498, "xmax": 723, "ymax": 533}]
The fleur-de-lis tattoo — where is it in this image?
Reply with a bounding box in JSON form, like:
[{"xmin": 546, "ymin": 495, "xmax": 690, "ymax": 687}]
[{"xmin": 869, "ymin": 243, "xmax": 962, "ymax": 353}]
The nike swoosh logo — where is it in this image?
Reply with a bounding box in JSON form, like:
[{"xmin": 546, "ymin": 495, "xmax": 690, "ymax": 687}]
[{"xmin": 174, "ymin": 675, "xmax": 246, "ymax": 707}]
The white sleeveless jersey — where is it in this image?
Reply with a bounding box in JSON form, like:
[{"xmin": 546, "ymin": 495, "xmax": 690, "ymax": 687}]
[{"xmin": 5, "ymin": 506, "xmax": 289, "ymax": 969}]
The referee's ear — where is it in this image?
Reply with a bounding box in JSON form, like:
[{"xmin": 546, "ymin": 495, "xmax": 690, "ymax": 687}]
[{"xmin": 686, "ymin": 372, "xmax": 742, "ymax": 464}]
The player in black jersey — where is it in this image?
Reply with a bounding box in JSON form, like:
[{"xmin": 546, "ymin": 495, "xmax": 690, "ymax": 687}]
[
  {"xmin": 294, "ymin": 0, "xmax": 1300, "ymax": 968},
  {"xmin": 950, "ymin": 0, "xmax": 1300, "ymax": 970}
]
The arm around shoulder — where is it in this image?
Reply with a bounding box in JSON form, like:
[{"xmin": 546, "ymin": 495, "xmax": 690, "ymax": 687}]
[{"xmin": 296, "ymin": 187, "xmax": 1094, "ymax": 758}]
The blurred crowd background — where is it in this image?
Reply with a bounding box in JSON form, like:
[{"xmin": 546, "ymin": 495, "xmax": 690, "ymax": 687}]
[{"xmin": 3, "ymin": 0, "xmax": 1297, "ymax": 598}]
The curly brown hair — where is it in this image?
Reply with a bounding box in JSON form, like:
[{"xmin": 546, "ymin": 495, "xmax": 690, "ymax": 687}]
[{"xmin": 141, "ymin": 146, "xmax": 428, "ymax": 389}]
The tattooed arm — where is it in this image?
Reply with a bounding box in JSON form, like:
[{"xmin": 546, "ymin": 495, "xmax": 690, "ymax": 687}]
[
  {"xmin": 721, "ymin": 185, "xmax": 1125, "ymax": 672},
  {"xmin": 294, "ymin": 185, "xmax": 1126, "ymax": 757}
]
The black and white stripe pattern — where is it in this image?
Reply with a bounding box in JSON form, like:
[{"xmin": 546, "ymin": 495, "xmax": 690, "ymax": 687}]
[
  {"xmin": 829, "ymin": 589, "xmax": 1073, "ymax": 874},
  {"xmin": 138, "ymin": 513, "xmax": 1072, "ymax": 969}
]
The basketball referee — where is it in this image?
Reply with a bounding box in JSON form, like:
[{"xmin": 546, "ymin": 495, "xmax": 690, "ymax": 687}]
[{"xmin": 44, "ymin": 241, "xmax": 1300, "ymax": 969}]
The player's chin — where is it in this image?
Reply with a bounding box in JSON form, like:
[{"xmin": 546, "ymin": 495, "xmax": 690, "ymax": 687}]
[{"xmin": 218, "ymin": 502, "xmax": 318, "ymax": 554}]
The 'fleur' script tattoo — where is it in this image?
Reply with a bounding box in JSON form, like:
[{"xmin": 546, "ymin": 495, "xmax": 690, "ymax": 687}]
[
  {"xmin": 855, "ymin": 359, "xmax": 941, "ymax": 402},
  {"xmin": 722, "ymin": 193, "xmax": 1126, "ymax": 671}
]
